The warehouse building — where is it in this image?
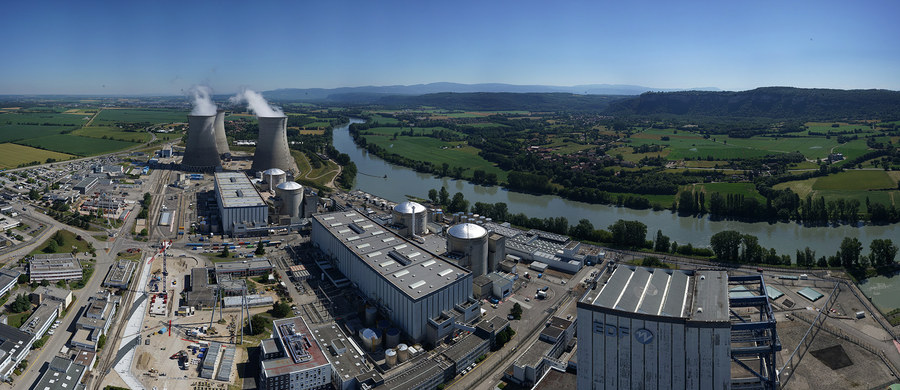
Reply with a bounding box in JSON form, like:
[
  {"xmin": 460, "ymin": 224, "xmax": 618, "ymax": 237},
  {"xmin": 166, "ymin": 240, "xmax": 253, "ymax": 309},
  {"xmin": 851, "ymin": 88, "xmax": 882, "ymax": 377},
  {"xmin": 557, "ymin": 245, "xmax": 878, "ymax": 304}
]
[
  {"xmin": 214, "ymin": 172, "xmax": 268, "ymax": 236},
  {"xmin": 29, "ymin": 253, "xmax": 82, "ymax": 282},
  {"xmin": 577, "ymin": 265, "xmax": 779, "ymax": 390},
  {"xmin": 259, "ymin": 316, "xmax": 333, "ymax": 390},
  {"xmin": 312, "ymin": 211, "xmax": 475, "ymax": 343}
]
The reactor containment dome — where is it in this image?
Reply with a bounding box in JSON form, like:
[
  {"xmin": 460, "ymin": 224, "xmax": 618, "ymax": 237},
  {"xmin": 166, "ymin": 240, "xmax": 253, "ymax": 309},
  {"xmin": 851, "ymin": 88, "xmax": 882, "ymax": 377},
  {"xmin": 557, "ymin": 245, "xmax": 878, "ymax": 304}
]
[
  {"xmin": 447, "ymin": 223, "xmax": 489, "ymax": 276},
  {"xmin": 392, "ymin": 201, "xmax": 427, "ymax": 236}
]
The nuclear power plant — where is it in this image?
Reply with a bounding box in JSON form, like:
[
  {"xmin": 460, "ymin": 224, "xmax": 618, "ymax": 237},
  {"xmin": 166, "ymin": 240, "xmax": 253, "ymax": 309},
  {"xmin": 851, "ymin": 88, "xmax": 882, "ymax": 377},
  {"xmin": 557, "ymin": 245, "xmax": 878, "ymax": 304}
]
[{"xmin": 251, "ymin": 116, "xmax": 297, "ymax": 175}]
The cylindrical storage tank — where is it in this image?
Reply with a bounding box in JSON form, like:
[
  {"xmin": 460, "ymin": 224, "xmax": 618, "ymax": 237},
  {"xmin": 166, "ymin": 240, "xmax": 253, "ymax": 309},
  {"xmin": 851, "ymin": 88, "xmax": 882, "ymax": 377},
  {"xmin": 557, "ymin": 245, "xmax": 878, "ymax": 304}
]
[
  {"xmin": 365, "ymin": 306, "xmax": 377, "ymax": 326},
  {"xmin": 263, "ymin": 168, "xmax": 286, "ymax": 192},
  {"xmin": 275, "ymin": 181, "xmax": 304, "ymax": 218},
  {"xmin": 447, "ymin": 223, "xmax": 489, "ymax": 276},
  {"xmin": 386, "ymin": 328, "xmax": 400, "ymax": 348},
  {"xmin": 214, "ymin": 109, "xmax": 230, "ymax": 155},
  {"xmin": 385, "ymin": 349, "xmax": 397, "ymax": 367},
  {"xmin": 392, "ymin": 201, "xmax": 427, "ymax": 236},
  {"xmin": 397, "ymin": 344, "xmax": 409, "ymax": 362},
  {"xmin": 252, "ymin": 116, "xmax": 298, "ymax": 174},
  {"xmin": 360, "ymin": 328, "xmax": 379, "ymax": 351},
  {"xmin": 182, "ymin": 115, "xmax": 221, "ymax": 171}
]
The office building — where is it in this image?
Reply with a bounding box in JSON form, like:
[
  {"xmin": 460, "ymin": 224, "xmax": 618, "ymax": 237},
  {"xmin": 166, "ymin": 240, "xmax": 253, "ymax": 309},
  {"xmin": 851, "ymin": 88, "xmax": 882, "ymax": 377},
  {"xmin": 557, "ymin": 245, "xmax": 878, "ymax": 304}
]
[
  {"xmin": 29, "ymin": 253, "xmax": 82, "ymax": 283},
  {"xmin": 259, "ymin": 316, "xmax": 333, "ymax": 390}
]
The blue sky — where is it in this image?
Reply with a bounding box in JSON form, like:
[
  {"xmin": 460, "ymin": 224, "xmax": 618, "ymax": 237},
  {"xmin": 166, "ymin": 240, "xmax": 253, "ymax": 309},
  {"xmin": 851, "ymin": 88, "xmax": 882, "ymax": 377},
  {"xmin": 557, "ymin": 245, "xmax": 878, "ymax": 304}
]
[{"xmin": 1, "ymin": 0, "xmax": 898, "ymax": 94}]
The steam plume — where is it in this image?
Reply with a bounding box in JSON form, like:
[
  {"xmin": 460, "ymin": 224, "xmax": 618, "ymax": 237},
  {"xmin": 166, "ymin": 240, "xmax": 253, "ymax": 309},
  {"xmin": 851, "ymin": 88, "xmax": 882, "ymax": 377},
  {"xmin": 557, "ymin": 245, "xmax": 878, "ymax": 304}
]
[
  {"xmin": 188, "ymin": 85, "xmax": 217, "ymax": 116},
  {"xmin": 229, "ymin": 89, "xmax": 284, "ymax": 117}
]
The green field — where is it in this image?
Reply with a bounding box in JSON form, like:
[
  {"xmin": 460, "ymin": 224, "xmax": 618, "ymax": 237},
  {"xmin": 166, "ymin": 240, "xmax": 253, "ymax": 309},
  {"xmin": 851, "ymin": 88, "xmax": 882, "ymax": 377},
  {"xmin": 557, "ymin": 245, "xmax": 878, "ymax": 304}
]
[
  {"xmin": 93, "ymin": 109, "xmax": 188, "ymax": 124},
  {"xmin": 813, "ymin": 170, "xmax": 897, "ymax": 190},
  {"xmin": 629, "ymin": 130, "xmax": 777, "ymax": 160},
  {"xmin": 0, "ymin": 143, "xmax": 76, "ymax": 168},
  {"xmin": 361, "ymin": 126, "xmax": 462, "ymax": 137},
  {"xmin": 805, "ymin": 121, "xmax": 874, "ymax": 134},
  {"xmin": 363, "ymin": 134, "xmax": 506, "ymax": 180},
  {"xmin": 0, "ymin": 124, "xmax": 77, "ymax": 143},
  {"xmin": 292, "ymin": 150, "xmax": 339, "ymax": 188},
  {"xmin": 724, "ymin": 136, "xmax": 837, "ymax": 159},
  {"xmin": 31, "ymin": 229, "xmax": 92, "ymax": 255},
  {"xmin": 72, "ymin": 126, "xmax": 152, "ymax": 143},
  {"xmin": 832, "ymin": 139, "xmax": 871, "ymax": 165},
  {"xmin": 16, "ymin": 134, "xmax": 138, "ymax": 156},
  {"xmin": 369, "ymin": 115, "xmax": 399, "ymax": 125},
  {"xmin": 0, "ymin": 112, "xmax": 87, "ymax": 126}
]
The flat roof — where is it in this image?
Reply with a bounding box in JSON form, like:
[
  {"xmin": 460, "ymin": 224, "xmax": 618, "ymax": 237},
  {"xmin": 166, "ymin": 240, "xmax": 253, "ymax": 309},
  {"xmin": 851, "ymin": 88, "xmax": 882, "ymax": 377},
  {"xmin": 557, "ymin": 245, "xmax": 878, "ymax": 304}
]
[
  {"xmin": 313, "ymin": 211, "xmax": 470, "ymax": 301},
  {"xmin": 766, "ymin": 285, "xmax": 785, "ymax": 300},
  {"xmin": 215, "ymin": 172, "xmax": 266, "ymax": 208},
  {"xmin": 0, "ymin": 322, "xmax": 34, "ymax": 366},
  {"xmin": 581, "ymin": 265, "xmax": 729, "ymax": 323},
  {"xmin": 33, "ymin": 356, "xmax": 85, "ymax": 390},
  {"xmin": 309, "ymin": 323, "xmax": 372, "ymax": 383},
  {"xmin": 20, "ymin": 302, "xmax": 58, "ymax": 335},
  {"xmin": 30, "ymin": 254, "xmax": 81, "ymax": 274},
  {"xmin": 261, "ymin": 316, "xmax": 330, "ymax": 378},
  {"xmin": 798, "ymin": 287, "xmax": 824, "ymax": 302},
  {"xmin": 214, "ymin": 258, "xmax": 273, "ymax": 273},
  {"xmin": 104, "ymin": 260, "xmax": 135, "ymax": 286}
]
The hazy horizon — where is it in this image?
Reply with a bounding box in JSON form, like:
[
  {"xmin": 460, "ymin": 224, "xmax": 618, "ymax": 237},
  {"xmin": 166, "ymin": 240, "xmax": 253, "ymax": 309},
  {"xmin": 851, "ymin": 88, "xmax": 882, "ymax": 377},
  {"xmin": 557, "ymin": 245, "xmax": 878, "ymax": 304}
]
[{"xmin": 1, "ymin": 0, "xmax": 898, "ymax": 95}]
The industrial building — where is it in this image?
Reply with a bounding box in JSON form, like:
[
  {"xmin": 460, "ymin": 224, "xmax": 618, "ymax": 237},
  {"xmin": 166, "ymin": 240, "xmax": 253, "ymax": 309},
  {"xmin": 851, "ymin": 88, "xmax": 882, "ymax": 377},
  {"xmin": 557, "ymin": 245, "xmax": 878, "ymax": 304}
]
[
  {"xmin": 214, "ymin": 172, "xmax": 268, "ymax": 235},
  {"xmin": 30, "ymin": 285, "xmax": 73, "ymax": 308},
  {"xmin": 214, "ymin": 258, "xmax": 274, "ymax": 277},
  {"xmin": 275, "ymin": 181, "xmax": 304, "ymax": 220},
  {"xmin": 31, "ymin": 356, "xmax": 86, "ymax": 390},
  {"xmin": 0, "ymin": 323, "xmax": 35, "ymax": 381},
  {"xmin": 483, "ymin": 222, "xmax": 584, "ymax": 273},
  {"xmin": 103, "ymin": 259, "xmax": 136, "ymax": 288},
  {"xmin": 577, "ymin": 265, "xmax": 780, "ymax": 390},
  {"xmin": 312, "ymin": 211, "xmax": 475, "ymax": 343},
  {"xmin": 263, "ymin": 168, "xmax": 287, "ymax": 192},
  {"xmin": 0, "ymin": 269, "xmax": 21, "ymax": 297},
  {"xmin": 252, "ymin": 115, "xmax": 298, "ymax": 175},
  {"xmin": 182, "ymin": 114, "xmax": 222, "ymax": 172},
  {"xmin": 29, "ymin": 253, "xmax": 82, "ymax": 282},
  {"xmin": 392, "ymin": 201, "xmax": 427, "ymax": 236},
  {"xmin": 259, "ymin": 316, "xmax": 333, "ymax": 390},
  {"xmin": 186, "ymin": 268, "xmax": 217, "ymax": 308},
  {"xmin": 73, "ymin": 177, "xmax": 98, "ymax": 194},
  {"xmin": 446, "ymin": 223, "xmax": 488, "ymax": 277},
  {"xmin": 19, "ymin": 301, "xmax": 60, "ymax": 337},
  {"xmin": 72, "ymin": 290, "xmax": 119, "ymax": 351},
  {"xmin": 510, "ymin": 316, "xmax": 575, "ymax": 386}
]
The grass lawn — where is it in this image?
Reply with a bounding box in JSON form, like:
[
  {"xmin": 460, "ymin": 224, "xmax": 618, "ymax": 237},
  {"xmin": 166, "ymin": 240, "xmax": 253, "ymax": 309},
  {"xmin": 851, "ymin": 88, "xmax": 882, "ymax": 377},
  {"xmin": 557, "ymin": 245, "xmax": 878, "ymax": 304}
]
[
  {"xmin": 724, "ymin": 136, "xmax": 837, "ymax": 160},
  {"xmin": 7, "ymin": 311, "xmax": 32, "ymax": 328},
  {"xmin": 16, "ymin": 134, "xmax": 138, "ymax": 156},
  {"xmin": 805, "ymin": 121, "xmax": 874, "ymax": 134},
  {"xmin": 832, "ymin": 139, "xmax": 872, "ymax": 165},
  {"xmin": 813, "ymin": 170, "xmax": 896, "ymax": 191},
  {"xmin": 0, "ymin": 143, "xmax": 75, "ymax": 168},
  {"xmin": 368, "ymin": 114, "xmax": 399, "ymax": 125},
  {"xmin": 31, "ymin": 229, "xmax": 93, "ymax": 255},
  {"xmin": 628, "ymin": 130, "xmax": 779, "ymax": 160},
  {"xmin": 363, "ymin": 134, "xmax": 507, "ymax": 181},
  {"xmin": 291, "ymin": 150, "xmax": 339, "ymax": 188}
]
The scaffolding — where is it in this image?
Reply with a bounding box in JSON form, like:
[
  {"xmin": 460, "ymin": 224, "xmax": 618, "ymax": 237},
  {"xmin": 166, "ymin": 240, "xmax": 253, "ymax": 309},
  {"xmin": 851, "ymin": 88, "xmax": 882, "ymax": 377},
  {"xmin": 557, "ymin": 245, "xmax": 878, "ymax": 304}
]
[{"xmin": 728, "ymin": 274, "xmax": 782, "ymax": 390}]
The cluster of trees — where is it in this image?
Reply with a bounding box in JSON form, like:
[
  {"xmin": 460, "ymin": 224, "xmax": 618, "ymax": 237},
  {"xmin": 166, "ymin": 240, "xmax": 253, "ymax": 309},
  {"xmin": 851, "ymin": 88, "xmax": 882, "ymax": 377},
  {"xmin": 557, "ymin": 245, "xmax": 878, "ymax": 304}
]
[
  {"xmin": 271, "ymin": 301, "xmax": 291, "ymax": 318},
  {"xmin": 509, "ymin": 303, "xmax": 523, "ymax": 320},
  {"xmin": 493, "ymin": 326, "xmax": 516, "ymax": 350},
  {"xmin": 709, "ymin": 231, "xmax": 792, "ymax": 265},
  {"xmin": 8, "ymin": 293, "xmax": 31, "ymax": 313},
  {"xmin": 42, "ymin": 231, "xmax": 67, "ymax": 254}
]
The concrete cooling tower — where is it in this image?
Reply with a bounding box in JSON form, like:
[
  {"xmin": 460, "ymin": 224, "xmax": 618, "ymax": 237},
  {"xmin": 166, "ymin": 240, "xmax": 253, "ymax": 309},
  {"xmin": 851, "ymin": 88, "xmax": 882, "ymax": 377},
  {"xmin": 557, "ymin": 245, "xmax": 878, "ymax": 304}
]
[
  {"xmin": 447, "ymin": 223, "xmax": 489, "ymax": 277},
  {"xmin": 251, "ymin": 116, "xmax": 297, "ymax": 174},
  {"xmin": 214, "ymin": 109, "xmax": 230, "ymax": 156},
  {"xmin": 182, "ymin": 114, "xmax": 221, "ymax": 171},
  {"xmin": 275, "ymin": 181, "xmax": 303, "ymax": 218}
]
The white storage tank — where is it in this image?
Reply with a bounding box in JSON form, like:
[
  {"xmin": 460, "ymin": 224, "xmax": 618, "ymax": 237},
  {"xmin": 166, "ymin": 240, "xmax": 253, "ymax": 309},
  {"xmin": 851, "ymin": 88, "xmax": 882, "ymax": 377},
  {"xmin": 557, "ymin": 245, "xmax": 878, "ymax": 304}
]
[
  {"xmin": 262, "ymin": 168, "xmax": 286, "ymax": 192},
  {"xmin": 397, "ymin": 344, "xmax": 409, "ymax": 362},
  {"xmin": 359, "ymin": 328, "xmax": 381, "ymax": 352},
  {"xmin": 447, "ymin": 223, "xmax": 489, "ymax": 276},
  {"xmin": 392, "ymin": 201, "xmax": 427, "ymax": 236},
  {"xmin": 275, "ymin": 181, "xmax": 304, "ymax": 218},
  {"xmin": 385, "ymin": 348, "xmax": 397, "ymax": 367}
]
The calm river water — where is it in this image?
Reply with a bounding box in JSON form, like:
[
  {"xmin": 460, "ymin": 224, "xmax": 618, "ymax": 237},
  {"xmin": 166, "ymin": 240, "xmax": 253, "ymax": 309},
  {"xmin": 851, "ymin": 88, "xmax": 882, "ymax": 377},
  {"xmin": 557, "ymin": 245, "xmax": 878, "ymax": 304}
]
[{"xmin": 334, "ymin": 119, "xmax": 898, "ymax": 258}]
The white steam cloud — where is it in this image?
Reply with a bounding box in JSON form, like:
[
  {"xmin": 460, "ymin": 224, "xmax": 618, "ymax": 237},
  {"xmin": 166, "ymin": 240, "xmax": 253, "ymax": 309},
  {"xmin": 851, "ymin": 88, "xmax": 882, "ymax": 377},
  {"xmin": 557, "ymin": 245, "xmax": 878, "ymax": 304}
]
[
  {"xmin": 229, "ymin": 89, "xmax": 284, "ymax": 117},
  {"xmin": 188, "ymin": 85, "xmax": 217, "ymax": 116}
]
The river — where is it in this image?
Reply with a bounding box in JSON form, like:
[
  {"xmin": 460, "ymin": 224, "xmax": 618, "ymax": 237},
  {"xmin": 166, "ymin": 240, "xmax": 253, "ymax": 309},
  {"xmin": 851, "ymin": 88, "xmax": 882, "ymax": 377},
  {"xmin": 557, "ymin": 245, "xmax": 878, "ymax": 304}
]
[{"xmin": 333, "ymin": 119, "xmax": 899, "ymax": 257}]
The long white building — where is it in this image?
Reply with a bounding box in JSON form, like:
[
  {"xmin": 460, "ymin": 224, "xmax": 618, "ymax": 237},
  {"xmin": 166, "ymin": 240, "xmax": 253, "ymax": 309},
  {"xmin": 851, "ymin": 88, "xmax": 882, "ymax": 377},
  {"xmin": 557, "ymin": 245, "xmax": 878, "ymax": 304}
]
[
  {"xmin": 214, "ymin": 172, "xmax": 267, "ymax": 235},
  {"xmin": 577, "ymin": 265, "xmax": 779, "ymax": 390},
  {"xmin": 312, "ymin": 211, "xmax": 474, "ymax": 343}
]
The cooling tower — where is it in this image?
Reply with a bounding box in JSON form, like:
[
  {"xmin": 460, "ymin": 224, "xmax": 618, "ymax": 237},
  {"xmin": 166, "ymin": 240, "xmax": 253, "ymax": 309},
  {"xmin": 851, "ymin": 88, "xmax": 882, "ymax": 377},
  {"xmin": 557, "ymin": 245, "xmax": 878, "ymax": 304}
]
[
  {"xmin": 182, "ymin": 114, "xmax": 221, "ymax": 172},
  {"xmin": 214, "ymin": 109, "xmax": 230, "ymax": 156},
  {"xmin": 251, "ymin": 116, "xmax": 297, "ymax": 174},
  {"xmin": 275, "ymin": 181, "xmax": 303, "ymax": 218}
]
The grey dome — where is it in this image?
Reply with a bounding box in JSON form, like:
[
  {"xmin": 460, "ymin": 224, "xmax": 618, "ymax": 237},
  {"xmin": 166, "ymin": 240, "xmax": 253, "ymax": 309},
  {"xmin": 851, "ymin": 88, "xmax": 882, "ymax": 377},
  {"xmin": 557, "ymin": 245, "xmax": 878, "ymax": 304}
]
[
  {"xmin": 448, "ymin": 223, "xmax": 487, "ymax": 239},
  {"xmin": 394, "ymin": 201, "xmax": 426, "ymax": 214},
  {"xmin": 275, "ymin": 181, "xmax": 303, "ymax": 191}
]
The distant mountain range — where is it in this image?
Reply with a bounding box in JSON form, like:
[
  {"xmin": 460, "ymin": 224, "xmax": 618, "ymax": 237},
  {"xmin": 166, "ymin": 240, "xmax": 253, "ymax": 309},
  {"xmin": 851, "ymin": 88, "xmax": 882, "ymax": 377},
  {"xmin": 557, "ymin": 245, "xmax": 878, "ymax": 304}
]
[{"xmin": 262, "ymin": 82, "xmax": 720, "ymax": 101}]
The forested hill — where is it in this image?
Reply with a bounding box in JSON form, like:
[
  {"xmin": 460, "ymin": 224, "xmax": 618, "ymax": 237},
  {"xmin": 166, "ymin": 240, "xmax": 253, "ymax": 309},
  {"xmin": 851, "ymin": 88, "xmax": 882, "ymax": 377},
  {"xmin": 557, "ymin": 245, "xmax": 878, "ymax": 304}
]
[
  {"xmin": 375, "ymin": 92, "xmax": 625, "ymax": 111},
  {"xmin": 604, "ymin": 87, "xmax": 900, "ymax": 119}
]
